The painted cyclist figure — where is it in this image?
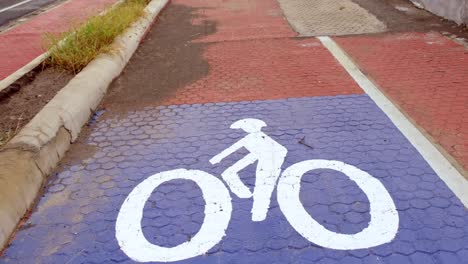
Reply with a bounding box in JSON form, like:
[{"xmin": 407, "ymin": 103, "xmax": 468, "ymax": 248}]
[
  {"xmin": 116, "ymin": 118, "xmax": 399, "ymax": 262},
  {"xmin": 209, "ymin": 118, "xmax": 287, "ymax": 222}
]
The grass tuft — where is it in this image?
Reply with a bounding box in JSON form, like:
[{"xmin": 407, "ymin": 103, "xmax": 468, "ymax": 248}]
[{"xmin": 44, "ymin": 0, "xmax": 149, "ymax": 73}]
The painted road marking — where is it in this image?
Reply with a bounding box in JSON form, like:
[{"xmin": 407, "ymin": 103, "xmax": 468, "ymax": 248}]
[
  {"xmin": 318, "ymin": 36, "xmax": 468, "ymax": 208},
  {"xmin": 0, "ymin": 0, "xmax": 36, "ymax": 13},
  {"xmin": 3, "ymin": 95, "xmax": 467, "ymax": 263},
  {"xmin": 116, "ymin": 169, "xmax": 232, "ymax": 262},
  {"xmin": 116, "ymin": 118, "xmax": 399, "ymax": 262},
  {"xmin": 279, "ymin": 159, "xmax": 399, "ymax": 250},
  {"xmin": 209, "ymin": 118, "xmax": 287, "ymax": 222}
]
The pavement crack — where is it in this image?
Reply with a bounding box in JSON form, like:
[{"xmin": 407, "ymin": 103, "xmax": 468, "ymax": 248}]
[{"xmin": 298, "ymin": 136, "xmax": 314, "ymax": 149}]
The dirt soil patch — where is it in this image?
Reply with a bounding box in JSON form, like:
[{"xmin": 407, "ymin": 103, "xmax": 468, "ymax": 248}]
[{"xmin": 0, "ymin": 68, "xmax": 73, "ymax": 146}]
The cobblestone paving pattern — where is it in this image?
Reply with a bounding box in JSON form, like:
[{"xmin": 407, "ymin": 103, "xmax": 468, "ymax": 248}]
[{"xmin": 2, "ymin": 95, "xmax": 467, "ymax": 263}]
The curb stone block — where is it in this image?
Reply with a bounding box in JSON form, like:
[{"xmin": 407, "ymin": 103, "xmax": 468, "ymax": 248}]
[{"xmin": 0, "ymin": 150, "xmax": 43, "ymax": 245}]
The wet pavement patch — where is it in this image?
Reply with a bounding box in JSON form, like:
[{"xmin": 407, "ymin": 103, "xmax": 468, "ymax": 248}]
[{"xmin": 102, "ymin": 4, "xmax": 216, "ymax": 114}]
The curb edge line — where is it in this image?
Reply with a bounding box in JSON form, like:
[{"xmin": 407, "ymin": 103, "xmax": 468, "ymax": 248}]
[{"xmin": 318, "ymin": 36, "xmax": 468, "ymax": 208}]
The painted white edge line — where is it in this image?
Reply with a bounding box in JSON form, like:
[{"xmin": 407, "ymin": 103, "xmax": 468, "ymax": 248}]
[
  {"xmin": 0, "ymin": 0, "xmax": 35, "ymax": 14},
  {"xmin": 318, "ymin": 36, "xmax": 468, "ymax": 208}
]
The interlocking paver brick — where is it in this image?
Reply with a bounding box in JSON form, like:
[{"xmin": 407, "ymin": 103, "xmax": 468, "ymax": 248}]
[
  {"xmin": 335, "ymin": 32, "xmax": 468, "ymax": 175},
  {"xmin": 2, "ymin": 0, "xmax": 468, "ymax": 263},
  {"xmin": 161, "ymin": 38, "xmax": 363, "ymax": 105},
  {"xmin": 2, "ymin": 95, "xmax": 467, "ymax": 263}
]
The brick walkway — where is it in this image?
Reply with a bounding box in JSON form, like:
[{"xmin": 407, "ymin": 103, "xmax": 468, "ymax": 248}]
[
  {"xmin": 162, "ymin": 38, "xmax": 363, "ymax": 106},
  {"xmin": 0, "ymin": 0, "xmax": 118, "ymax": 80},
  {"xmin": 336, "ymin": 32, "xmax": 468, "ymax": 174},
  {"xmin": 1, "ymin": 0, "xmax": 467, "ymax": 263}
]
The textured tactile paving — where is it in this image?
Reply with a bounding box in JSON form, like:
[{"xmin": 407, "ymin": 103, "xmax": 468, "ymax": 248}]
[
  {"xmin": 2, "ymin": 95, "xmax": 467, "ymax": 263},
  {"xmin": 276, "ymin": 0, "xmax": 386, "ymax": 36}
]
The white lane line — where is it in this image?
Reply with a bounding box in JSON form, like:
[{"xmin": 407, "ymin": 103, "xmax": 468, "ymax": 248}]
[
  {"xmin": 318, "ymin": 36, "xmax": 468, "ymax": 208},
  {"xmin": 0, "ymin": 0, "xmax": 36, "ymax": 14}
]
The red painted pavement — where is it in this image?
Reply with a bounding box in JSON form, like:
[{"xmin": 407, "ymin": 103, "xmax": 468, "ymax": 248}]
[
  {"xmin": 162, "ymin": 38, "xmax": 363, "ymax": 106},
  {"xmin": 335, "ymin": 32, "xmax": 468, "ymax": 173},
  {"xmin": 173, "ymin": 0, "xmax": 295, "ymax": 42},
  {"xmin": 0, "ymin": 0, "xmax": 118, "ymax": 80}
]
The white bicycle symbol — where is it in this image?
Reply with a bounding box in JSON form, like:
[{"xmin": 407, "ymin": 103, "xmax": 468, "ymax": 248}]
[{"xmin": 116, "ymin": 118, "xmax": 399, "ymax": 263}]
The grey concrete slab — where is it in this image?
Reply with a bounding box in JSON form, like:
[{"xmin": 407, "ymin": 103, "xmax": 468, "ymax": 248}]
[{"xmin": 276, "ymin": 0, "xmax": 387, "ymax": 36}]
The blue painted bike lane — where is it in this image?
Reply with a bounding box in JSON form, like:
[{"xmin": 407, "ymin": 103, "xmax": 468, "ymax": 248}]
[
  {"xmin": 2, "ymin": 95, "xmax": 467, "ymax": 263},
  {"xmin": 1, "ymin": 1, "xmax": 468, "ymax": 263}
]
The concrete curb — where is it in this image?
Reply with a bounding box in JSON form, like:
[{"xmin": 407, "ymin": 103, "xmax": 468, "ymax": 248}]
[{"xmin": 0, "ymin": 0, "xmax": 170, "ymax": 250}]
